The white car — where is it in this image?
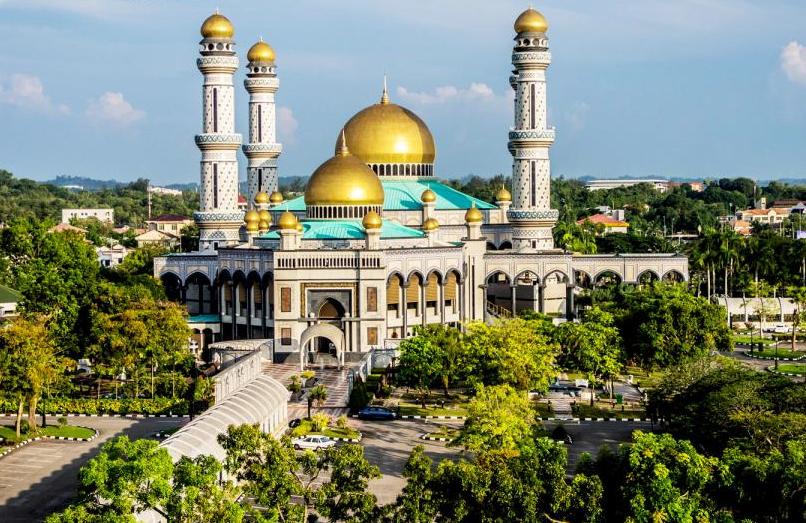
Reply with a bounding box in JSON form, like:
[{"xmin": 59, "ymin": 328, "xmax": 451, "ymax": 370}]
[
  {"xmin": 774, "ymin": 324, "xmax": 790, "ymax": 334},
  {"xmin": 292, "ymin": 435, "xmax": 336, "ymax": 451}
]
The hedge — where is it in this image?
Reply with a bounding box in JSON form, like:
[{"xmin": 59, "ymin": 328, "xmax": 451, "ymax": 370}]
[{"xmin": 0, "ymin": 397, "xmax": 188, "ymax": 416}]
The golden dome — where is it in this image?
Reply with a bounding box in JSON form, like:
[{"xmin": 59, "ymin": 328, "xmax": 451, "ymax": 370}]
[
  {"xmin": 278, "ymin": 211, "xmax": 297, "ymax": 229},
  {"xmin": 305, "ymin": 133, "xmax": 385, "ymax": 207},
  {"xmin": 295, "ymin": 221, "xmax": 304, "ymax": 233},
  {"xmin": 255, "ymin": 191, "xmax": 270, "ymax": 204},
  {"xmin": 201, "ymin": 13, "xmax": 234, "ymax": 39},
  {"xmin": 421, "ymin": 188, "xmax": 436, "ymax": 203},
  {"xmin": 495, "ymin": 186, "xmax": 512, "ymax": 202},
  {"xmin": 258, "ymin": 209, "xmax": 271, "ymax": 224},
  {"xmin": 244, "ymin": 210, "xmax": 260, "ymax": 232},
  {"xmin": 423, "ymin": 217, "xmax": 440, "ymax": 232},
  {"xmin": 465, "ymin": 204, "xmax": 483, "ymax": 223},
  {"xmin": 258, "ymin": 220, "xmax": 270, "ymax": 230},
  {"xmin": 362, "ymin": 210, "xmax": 382, "ymax": 230},
  {"xmin": 269, "ymin": 191, "xmax": 284, "ymax": 204},
  {"xmin": 247, "ymin": 39, "xmax": 275, "ymax": 63},
  {"xmin": 514, "ymin": 8, "xmax": 548, "ymax": 33},
  {"xmin": 339, "ymin": 88, "xmax": 436, "ymax": 165}
]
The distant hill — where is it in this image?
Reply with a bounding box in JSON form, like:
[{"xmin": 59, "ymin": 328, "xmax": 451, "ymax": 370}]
[{"xmin": 46, "ymin": 175, "xmax": 123, "ymax": 191}]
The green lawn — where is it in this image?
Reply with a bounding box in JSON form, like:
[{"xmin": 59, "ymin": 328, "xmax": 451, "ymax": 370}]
[
  {"xmin": 623, "ymin": 366, "xmax": 662, "ymax": 389},
  {"xmin": 397, "ymin": 403, "xmax": 468, "ymax": 418},
  {"xmin": 735, "ymin": 335, "xmax": 775, "ymax": 345},
  {"xmin": 776, "ymin": 364, "xmax": 806, "ymax": 375},
  {"xmin": 751, "ymin": 349, "xmax": 805, "ymax": 359},
  {"xmin": 0, "ymin": 424, "xmax": 95, "ymax": 443},
  {"xmin": 572, "ymin": 403, "xmax": 646, "ymax": 420},
  {"xmin": 290, "ymin": 419, "xmax": 361, "ymax": 440},
  {"xmin": 424, "ymin": 428, "xmax": 459, "ymax": 440}
]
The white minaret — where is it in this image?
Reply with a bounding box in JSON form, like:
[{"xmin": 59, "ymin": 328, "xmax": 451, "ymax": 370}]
[
  {"xmin": 243, "ymin": 38, "xmax": 282, "ymax": 207},
  {"xmin": 507, "ymin": 8, "xmax": 558, "ymax": 251},
  {"xmin": 195, "ymin": 12, "xmax": 243, "ymax": 251}
]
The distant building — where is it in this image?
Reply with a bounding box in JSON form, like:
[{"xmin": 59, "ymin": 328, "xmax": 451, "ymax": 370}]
[
  {"xmin": 61, "ymin": 208, "xmax": 114, "ymax": 224},
  {"xmin": 146, "ymin": 214, "xmax": 194, "ymax": 236},
  {"xmin": 736, "ymin": 207, "xmax": 791, "ymax": 226},
  {"xmin": 0, "ymin": 284, "xmax": 21, "ymax": 319},
  {"xmin": 149, "ymin": 186, "xmax": 183, "ymax": 196},
  {"xmin": 97, "ymin": 243, "xmax": 129, "ymax": 268},
  {"xmin": 668, "ymin": 181, "xmax": 705, "ymax": 192},
  {"xmin": 577, "ymin": 213, "xmax": 629, "ymax": 234},
  {"xmin": 49, "ymin": 223, "xmax": 87, "ymax": 235},
  {"xmin": 585, "ymin": 179, "xmax": 669, "ymax": 193},
  {"xmin": 731, "ymin": 219, "xmax": 752, "ymax": 236}
]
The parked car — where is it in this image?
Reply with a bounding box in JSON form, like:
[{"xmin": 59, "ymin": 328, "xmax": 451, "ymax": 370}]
[
  {"xmin": 357, "ymin": 406, "xmax": 396, "ymax": 420},
  {"xmin": 291, "ymin": 435, "xmax": 336, "ymax": 451},
  {"xmin": 773, "ymin": 324, "xmax": 790, "ymax": 334}
]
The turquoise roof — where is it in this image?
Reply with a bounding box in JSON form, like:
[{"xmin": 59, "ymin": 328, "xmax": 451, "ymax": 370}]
[
  {"xmin": 259, "ymin": 219, "xmax": 425, "ymax": 241},
  {"xmin": 188, "ymin": 314, "xmax": 220, "ymax": 324},
  {"xmin": 271, "ymin": 180, "xmax": 497, "ymax": 213}
]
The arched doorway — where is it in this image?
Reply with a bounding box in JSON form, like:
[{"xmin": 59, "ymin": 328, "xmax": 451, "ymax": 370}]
[
  {"xmin": 662, "ymin": 270, "xmax": 685, "ymax": 283},
  {"xmin": 299, "ymin": 323, "xmax": 346, "ymax": 370},
  {"xmin": 161, "ymin": 272, "xmax": 183, "ymax": 302}
]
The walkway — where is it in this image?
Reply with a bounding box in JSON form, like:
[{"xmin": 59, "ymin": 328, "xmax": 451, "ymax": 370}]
[{"xmin": 261, "ymin": 362, "xmax": 352, "ymax": 419}]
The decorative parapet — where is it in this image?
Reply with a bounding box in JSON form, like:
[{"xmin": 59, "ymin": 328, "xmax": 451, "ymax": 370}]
[
  {"xmin": 507, "ymin": 209, "xmax": 559, "ymax": 221},
  {"xmin": 242, "ymin": 143, "xmax": 283, "ymax": 155},
  {"xmin": 508, "ymin": 129, "xmax": 556, "ymax": 141},
  {"xmin": 512, "ymin": 51, "xmax": 551, "ymax": 66},
  {"xmin": 195, "ymin": 133, "xmax": 242, "ymax": 147},
  {"xmin": 196, "ymin": 55, "xmax": 239, "ymax": 72},
  {"xmin": 194, "ymin": 210, "xmax": 244, "ymax": 223}
]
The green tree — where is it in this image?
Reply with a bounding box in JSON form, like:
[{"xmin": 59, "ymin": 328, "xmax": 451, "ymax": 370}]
[
  {"xmin": 786, "ymin": 285, "xmax": 806, "ymax": 350},
  {"xmin": 315, "ymin": 444, "xmax": 381, "ymax": 523},
  {"xmin": 166, "ymin": 455, "xmax": 243, "ymax": 523},
  {"xmin": 397, "ymin": 336, "xmax": 440, "ymax": 408},
  {"xmin": 391, "ymin": 446, "xmax": 437, "ymax": 523},
  {"xmin": 307, "ymin": 384, "xmax": 328, "ymax": 419},
  {"xmin": 453, "ymin": 384, "xmax": 535, "ymax": 454}
]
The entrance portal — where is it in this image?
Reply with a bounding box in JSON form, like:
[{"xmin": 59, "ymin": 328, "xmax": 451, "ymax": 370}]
[{"xmin": 299, "ymin": 322, "xmax": 346, "ymax": 370}]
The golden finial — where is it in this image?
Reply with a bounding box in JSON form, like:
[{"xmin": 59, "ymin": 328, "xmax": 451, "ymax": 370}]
[
  {"xmin": 380, "ymin": 74, "xmax": 390, "ymax": 104},
  {"xmin": 336, "ymin": 128, "xmax": 349, "ymax": 156}
]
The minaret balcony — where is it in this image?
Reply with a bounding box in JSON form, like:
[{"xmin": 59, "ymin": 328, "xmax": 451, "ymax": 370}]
[
  {"xmin": 508, "ymin": 129, "xmax": 556, "ymax": 145},
  {"xmin": 242, "ymin": 143, "xmax": 283, "ymax": 156},
  {"xmin": 512, "ymin": 50, "xmax": 551, "ymax": 67},
  {"xmin": 195, "ymin": 133, "xmax": 242, "ymax": 150}
]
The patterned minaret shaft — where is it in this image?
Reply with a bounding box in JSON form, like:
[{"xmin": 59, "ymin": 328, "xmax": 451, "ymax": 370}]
[
  {"xmin": 243, "ymin": 39, "xmax": 282, "ymax": 208},
  {"xmin": 194, "ymin": 13, "xmax": 243, "ymax": 251},
  {"xmin": 507, "ymin": 10, "xmax": 558, "ymax": 251}
]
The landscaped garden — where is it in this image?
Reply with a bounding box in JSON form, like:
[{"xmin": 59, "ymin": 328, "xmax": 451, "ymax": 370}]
[
  {"xmin": 289, "ymin": 414, "xmax": 361, "ymax": 440},
  {"xmin": 0, "ymin": 421, "xmax": 95, "ymax": 444},
  {"xmin": 750, "ymin": 348, "xmax": 805, "ymax": 359},
  {"xmin": 773, "ymin": 363, "xmax": 806, "ymax": 375}
]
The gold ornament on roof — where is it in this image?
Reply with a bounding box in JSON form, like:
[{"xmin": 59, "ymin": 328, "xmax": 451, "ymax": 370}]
[
  {"xmin": 255, "ymin": 191, "xmax": 270, "ymax": 204},
  {"xmin": 339, "ymin": 85, "xmax": 436, "ymax": 165},
  {"xmin": 465, "ymin": 203, "xmax": 483, "ymax": 223},
  {"xmin": 362, "ymin": 210, "xmax": 383, "ymax": 230},
  {"xmin": 421, "ymin": 188, "xmax": 437, "ymax": 203},
  {"xmin": 244, "ymin": 210, "xmax": 260, "ymax": 232},
  {"xmin": 495, "ymin": 185, "xmax": 512, "ymax": 202},
  {"xmin": 201, "ymin": 12, "xmax": 234, "ymax": 39},
  {"xmin": 423, "ymin": 217, "xmax": 440, "ymax": 231},
  {"xmin": 258, "ymin": 220, "xmax": 270, "ymax": 230},
  {"xmin": 258, "ymin": 209, "xmax": 271, "ymax": 224},
  {"xmin": 514, "ymin": 7, "xmax": 548, "ymax": 33},
  {"xmin": 295, "ymin": 221, "xmax": 304, "ymax": 233},
  {"xmin": 305, "ymin": 131, "xmax": 385, "ymax": 207},
  {"xmin": 247, "ymin": 38, "xmax": 276, "ymax": 63},
  {"xmin": 269, "ymin": 190, "xmax": 284, "ymax": 203},
  {"xmin": 278, "ymin": 211, "xmax": 297, "ymax": 229}
]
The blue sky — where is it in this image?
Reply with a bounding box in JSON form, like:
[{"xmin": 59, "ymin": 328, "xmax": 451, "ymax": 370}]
[{"xmin": 1, "ymin": 0, "xmax": 806, "ymax": 185}]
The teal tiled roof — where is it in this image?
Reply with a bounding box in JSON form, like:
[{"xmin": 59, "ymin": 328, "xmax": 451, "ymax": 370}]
[
  {"xmin": 259, "ymin": 219, "xmax": 425, "ymax": 241},
  {"xmin": 271, "ymin": 180, "xmax": 497, "ymax": 213},
  {"xmin": 188, "ymin": 314, "xmax": 220, "ymax": 324}
]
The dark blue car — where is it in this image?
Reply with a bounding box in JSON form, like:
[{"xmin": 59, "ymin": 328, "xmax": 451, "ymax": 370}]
[{"xmin": 357, "ymin": 406, "xmax": 396, "ymax": 420}]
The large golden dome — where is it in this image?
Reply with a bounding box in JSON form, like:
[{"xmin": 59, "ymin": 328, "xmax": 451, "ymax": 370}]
[
  {"xmin": 305, "ymin": 134, "xmax": 385, "ymax": 207},
  {"xmin": 514, "ymin": 8, "xmax": 548, "ymax": 33},
  {"xmin": 339, "ymin": 88, "xmax": 436, "ymax": 165},
  {"xmin": 201, "ymin": 13, "xmax": 234, "ymax": 39},
  {"xmin": 247, "ymin": 39, "xmax": 275, "ymax": 63}
]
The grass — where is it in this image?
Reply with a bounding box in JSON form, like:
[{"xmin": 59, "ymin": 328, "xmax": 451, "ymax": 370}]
[
  {"xmin": 572, "ymin": 403, "xmax": 646, "ymax": 420},
  {"xmin": 776, "ymin": 364, "xmax": 806, "ymax": 375},
  {"xmin": 750, "ymin": 349, "xmax": 805, "ymax": 359},
  {"xmin": 734, "ymin": 335, "xmax": 776, "ymax": 345},
  {"xmin": 397, "ymin": 403, "xmax": 469, "ymax": 417},
  {"xmin": 534, "ymin": 401, "xmax": 553, "ymax": 417},
  {"xmin": 424, "ymin": 427, "xmax": 459, "ymax": 440},
  {"xmin": 0, "ymin": 423, "xmax": 94, "ymax": 443},
  {"xmin": 623, "ymin": 366, "xmax": 662, "ymax": 389},
  {"xmin": 290, "ymin": 419, "xmax": 361, "ymax": 440}
]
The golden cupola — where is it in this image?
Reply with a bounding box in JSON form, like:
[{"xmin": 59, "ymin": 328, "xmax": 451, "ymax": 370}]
[
  {"xmin": 255, "ymin": 191, "xmax": 270, "ymax": 205},
  {"xmin": 340, "ymin": 80, "xmax": 436, "ymax": 178},
  {"xmin": 247, "ymin": 38, "xmax": 276, "ymax": 63},
  {"xmin": 423, "ymin": 217, "xmax": 440, "ymax": 232},
  {"xmin": 421, "ymin": 188, "xmax": 436, "ymax": 203},
  {"xmin": 244, "ymin": 210, "xmax": 260, "ymax": 232},
  {"xmin": 305, "ymin": 131, "xmax": 385, "ymax": 219},
  {"xmin": 269, "ymin": 191, "xmax": 284, "ymax": 204},
  {"xmin": 278, "ymin": 210, "xmax": 298, "ymax": 230},
  {"xmin": 201, "ymin": 12, "xmax": 234, "ymax": 39},
  {"xmin": 465, "ymin": 204, "xmax": 483, "ymax": 223},
  {"xmin": 495, "ymin": 185, "xmax": 512, "ymax": 202},
  {"xmin": 514, "ymin": 8, "xmax": 548, "ymax": 33},
  {"xmin": 362, "ymin": 210, "xmax": 383, "ymax": 230}
]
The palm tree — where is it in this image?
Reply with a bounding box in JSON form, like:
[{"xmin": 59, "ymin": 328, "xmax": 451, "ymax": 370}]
[
  {"xmin": 307, "ymin": 384, "xmax": 328, "ymax": 419},
  {"xmin": 718, "ymin": 230, "xmax": 740, "ymax": 296}
]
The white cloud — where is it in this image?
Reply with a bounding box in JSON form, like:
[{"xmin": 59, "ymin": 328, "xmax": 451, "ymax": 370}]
[
  {"xmin": 86, "ymin": 92, "xmax": 144, "ymax": 126},
  {"xmin": 396, "ymin": 82, "xmax": 499, "ymax": 105},
  {"xmin": 0, "ymin": 73, "xmax": 69, "ymax": 114},
  {"xmin": 781, "ymin": 41, "xmax": 806, "ymax": 86},
  {"xmin": 277, "ymin": 106, "xmax": 299, "ymax": 145}
]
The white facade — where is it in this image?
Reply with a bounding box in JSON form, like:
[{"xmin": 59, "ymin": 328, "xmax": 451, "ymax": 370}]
[
  {"xmin": 61, "ymin": 208, "xmax": 114, "ymax": 224},
  {"xmin": 585, "ymin": 179, "xmax": 670, "ymax": 192}
]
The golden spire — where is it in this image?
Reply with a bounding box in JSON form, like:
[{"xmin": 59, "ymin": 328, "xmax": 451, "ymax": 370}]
[
  {"xmin": 380, "ymin": 74, "xmax": 390, "ymax": 105},
  {"xmin": 336, "ymin": 128, "xmax": 350, "ymax": 156}
]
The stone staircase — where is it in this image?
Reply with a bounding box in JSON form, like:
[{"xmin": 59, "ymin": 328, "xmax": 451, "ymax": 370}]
[{"xmin": 549, "ymin": 396, "xmax": 574, "ymax": 419}]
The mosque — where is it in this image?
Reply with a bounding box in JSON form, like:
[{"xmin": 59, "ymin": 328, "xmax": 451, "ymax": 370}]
[{"xmin": 154, "ymin": 7, "xmax": 688, "ymax": 365}]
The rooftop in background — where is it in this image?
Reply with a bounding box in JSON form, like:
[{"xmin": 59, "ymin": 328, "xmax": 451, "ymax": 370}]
[
  {"xmin": 577, "ymin": 213, "xmax": 629, "ymax": 228},
  {"xmin": 148, "ymin": 214, "xmax": 192, "ymax": 222},
  {"xmin": 271, "ymin": 180, "xmax": 497, "ymax": 213},
  {"xmin": 584, "ymin": 179, "xmax": 670, "ymax": 193},
  {"xmin": 259, "ymin": 219, "xmax": 425, "ymax": 240}
]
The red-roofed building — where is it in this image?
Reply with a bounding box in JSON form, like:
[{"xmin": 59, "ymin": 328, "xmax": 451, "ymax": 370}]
[
  {"xmin": 577, "ymin": 213, "xmax": 629, "ymax": 235},
  {"xmin": 145, "ymin": 214, "xmax": 194, "ymax": 236}
]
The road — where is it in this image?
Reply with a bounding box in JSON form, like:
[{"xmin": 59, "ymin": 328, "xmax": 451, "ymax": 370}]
[{"xmin": 0, "ymin": 416, "xmax": 187, "ymax": 523}]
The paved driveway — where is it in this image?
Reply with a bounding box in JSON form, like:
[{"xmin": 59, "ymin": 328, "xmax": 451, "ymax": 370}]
[{"xmin": 0, "ymin": 416, "xmax": 187, "ymax": 522}]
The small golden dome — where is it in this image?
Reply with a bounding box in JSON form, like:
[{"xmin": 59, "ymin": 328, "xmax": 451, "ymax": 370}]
[
  {"xmin": 465, "ymin": 204, "xmax": 483, "ymax": 223},
  {"xmin": 258, "ymin": 220, "xmax": 270, "ymax": 230},
  {"xmin": 258, "ymin": 209, "xmax": 271, "ymax": 224},
  {"xmin": 362, "ymin": 210, "xmax": 382, "ymax": 230},
  {"xmin": 255, "ymin": 191, "xmax": 270, "ymax": 204},
  {"xmin": 247, "ymin": 39, "xmax": 275, "ymax": 63},
  {"xmin": 495, "ymin": 186, "xmax": 512, "ymax": 202},
  {"xmin": 421, "ymin": 188, "xmax": 436, "ymax": 203},
  {"xmin": 295, "ymin": 222, "xmax": 304, "ymax": 233},
  {"xmin": 278, "ymin": 211, "xmax": 297, "ymax": 229},
  {"xmin": 269, "ymin": 191, "xmax": 284, "ymax": 203},
  {"xmin": 305, "ymin": 132, "xmax": 385, "ymax": 207},
  {"xmin": 423, "ymin": 217, "xmax": 439, "ymax": 232},
  {"xmin": 201, "ymin": 13, "xmax": 234, "ymax": 39},
  {"xmin": 340, "ymin": 88, "xmax": 436, "ymax": 165},
  {"xmin": 514, "ymin": 8, "xmax": 548, "ymax": 33},
  {"xmin": 244, "ymin": 210, "xmax": 260, "ymax": 232}
]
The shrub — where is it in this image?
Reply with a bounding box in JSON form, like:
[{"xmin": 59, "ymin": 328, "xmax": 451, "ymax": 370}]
[
  {"xmin": 301, "ymin": 370, "xmax": 315, "ymax": 380},
  {"xmin": 0, "ymin": 397, "xmax": 188, "ymax": 416},
  {"xmin": 310, "ymin": 413, "xmax": 330, "ymax": 432},
  {"xmin": 336, "ymin": 415, "xmax": 348, "ymax": 429},
  {"xmin": 57, "ymin": 416, "xmax": 68, "ymax": 428},
  {"xmin": 348, "ymin": 378, "xmax": 371, "ymax": 411},
  {"xmin": 19, "ymin": 419, "xmax": 30, "ymax": 434}
]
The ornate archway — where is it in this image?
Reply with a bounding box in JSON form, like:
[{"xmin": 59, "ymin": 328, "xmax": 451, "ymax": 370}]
[{"xmin": 299, "ymin": 323, "xmax": 346, "ymax": 370}]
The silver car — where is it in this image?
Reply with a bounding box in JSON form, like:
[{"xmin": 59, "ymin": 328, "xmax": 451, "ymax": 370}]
[{"xmin": 292, "ymin": 435, "xmax": 337, "ymax": 451}]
